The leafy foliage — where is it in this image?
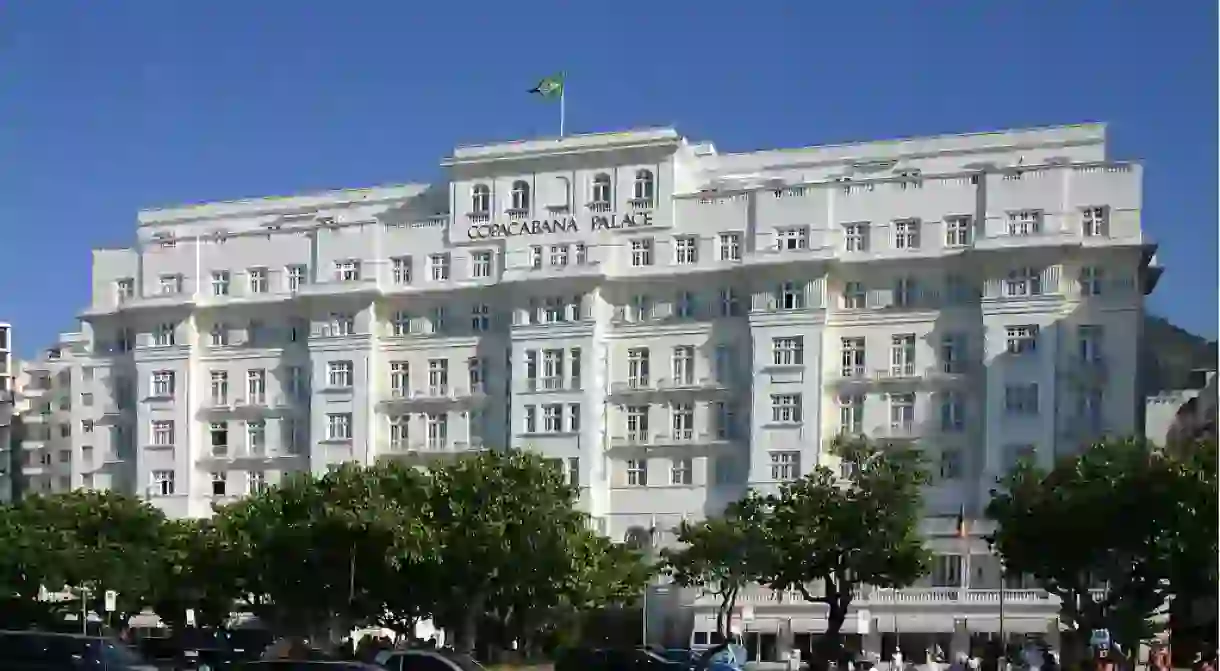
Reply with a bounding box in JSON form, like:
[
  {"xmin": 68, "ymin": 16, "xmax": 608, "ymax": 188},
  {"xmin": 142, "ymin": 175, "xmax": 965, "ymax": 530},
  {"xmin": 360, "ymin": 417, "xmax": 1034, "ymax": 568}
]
[
  {"xmin": 662, "ymin": 499, "xmax": 765, "ymax": 639},
  {"xmin": 749, "ymin": 436, "xmax": 930, "ymax": 650},
  {"xmin": 986, "ymin": 437, "xmax": 1217, "ymax": 650}
]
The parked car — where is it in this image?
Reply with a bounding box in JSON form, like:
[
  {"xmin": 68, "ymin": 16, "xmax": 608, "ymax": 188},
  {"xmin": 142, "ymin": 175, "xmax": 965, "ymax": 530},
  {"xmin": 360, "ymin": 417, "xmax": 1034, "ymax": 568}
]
[
  {"xmin": 239, "ymin": 663, "xmax": 382, "ymax": 670},
  {"xmin": 555, "ymin": 647, "xmax": 688, "ymax": 671},
  {"xmin": 0, "ymin": 629, "xmax": 157, "ymax": 670},
  {"xmin": 373, "ymin": 649, "xmax": 485, "ymax": 671}
]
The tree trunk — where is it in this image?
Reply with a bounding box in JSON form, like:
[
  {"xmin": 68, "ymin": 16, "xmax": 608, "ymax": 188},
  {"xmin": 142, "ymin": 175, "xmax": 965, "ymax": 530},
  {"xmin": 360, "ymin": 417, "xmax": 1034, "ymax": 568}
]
[{"xmin": 457, "ymin": 593, "xmax": 485, "ymax": 655}]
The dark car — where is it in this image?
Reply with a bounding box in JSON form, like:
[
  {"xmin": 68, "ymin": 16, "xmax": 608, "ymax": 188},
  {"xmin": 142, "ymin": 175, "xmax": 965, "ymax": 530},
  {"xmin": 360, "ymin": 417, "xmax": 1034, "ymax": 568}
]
[
  {"xmin": 555, "ymin": 647, "xmax": 687, "ymax": 671},
  {"xmin": 0, "ymin": 629, "xmax": 157, "ymax": 670},
  {"xmin": 240, "ymin": 662, "xmax": 382, "ymax": 670},
  {"xmin": 373, "ymin": 649, "xmax": 485, "ymax": 671}
]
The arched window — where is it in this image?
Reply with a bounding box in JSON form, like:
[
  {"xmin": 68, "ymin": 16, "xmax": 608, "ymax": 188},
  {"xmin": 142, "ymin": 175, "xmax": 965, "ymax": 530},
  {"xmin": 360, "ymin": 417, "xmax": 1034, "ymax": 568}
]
[
  {"xmin": 471, "ymin": 184, "xmax": 490, "ymax": 214},
  {"xmin": 591, "ymin": 173, "xmax": 612, "ymax": 205},
  {"xmin": 633, "ymin": 169, "xmax": 655, "ymax": 203},
  {"xmin": 510, "ymin": 180, "xmax": 531, "ymax": 212}
]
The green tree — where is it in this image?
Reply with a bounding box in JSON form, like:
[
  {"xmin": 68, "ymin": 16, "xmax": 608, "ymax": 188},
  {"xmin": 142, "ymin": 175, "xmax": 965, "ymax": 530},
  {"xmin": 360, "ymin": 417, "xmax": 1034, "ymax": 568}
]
[
  {"xmin": 662, "ymin": 499, "xmax": 765, "ymax": 640},
  {"xmin": 0, "ymin": 501, "xmax": 66, "ymax": 628},
  {"xmin": 152, "ymin": 518, "xmax": 245, "ymax": 629},
  {"xmin": 212, "ymin": 462, "xmax": 433, "ymax": 642},
  {"xmin": 751, "ymin": 437, "xmax": 929, "ymax": 656},
  {"xmin": 4, "ymin": 490, "xmax": 169, "ymax": 622},
  {"xmin": 428, "ymin": 449, "xmax": 601, "ymax": 654},
  {"xmin": 986, "ymin": 437, "xmax": 1200, "ymax": 653}
]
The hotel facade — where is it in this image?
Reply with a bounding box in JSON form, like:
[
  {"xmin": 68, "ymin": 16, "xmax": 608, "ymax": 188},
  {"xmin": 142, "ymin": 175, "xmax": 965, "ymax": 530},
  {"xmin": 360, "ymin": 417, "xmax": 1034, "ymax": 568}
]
[{"xmin": 64, "ymin": 123, "xmax": 1152, "ymax": 650}]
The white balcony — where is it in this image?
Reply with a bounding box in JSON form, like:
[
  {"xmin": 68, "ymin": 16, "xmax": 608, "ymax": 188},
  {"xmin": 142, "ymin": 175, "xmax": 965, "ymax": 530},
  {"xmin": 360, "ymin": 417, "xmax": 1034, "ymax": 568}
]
[{"xmin": 377, "ymin": 386, "xmax": 487, "ymax": 410}]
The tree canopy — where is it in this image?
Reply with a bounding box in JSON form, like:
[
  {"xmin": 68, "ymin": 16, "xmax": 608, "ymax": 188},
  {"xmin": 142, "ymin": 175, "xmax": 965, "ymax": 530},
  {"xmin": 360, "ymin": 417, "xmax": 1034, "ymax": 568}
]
[{"xmin": 986, "ymin": 437, "xmax": 1218, "ymax": 652}]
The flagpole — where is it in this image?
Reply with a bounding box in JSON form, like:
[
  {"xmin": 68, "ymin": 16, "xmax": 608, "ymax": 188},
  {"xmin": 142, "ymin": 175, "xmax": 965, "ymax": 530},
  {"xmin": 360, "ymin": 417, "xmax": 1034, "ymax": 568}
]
[{"xmin": 559, "ymin": 87, "xmax": 566, "ymax": 138}]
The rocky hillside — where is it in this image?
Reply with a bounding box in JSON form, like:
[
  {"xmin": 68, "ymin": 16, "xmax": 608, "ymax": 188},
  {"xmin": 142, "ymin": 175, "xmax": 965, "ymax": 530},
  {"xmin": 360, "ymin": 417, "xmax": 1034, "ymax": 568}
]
[{"xmin": 1142, "ymin": 316, "xmax": 1218, "ymax": 393}]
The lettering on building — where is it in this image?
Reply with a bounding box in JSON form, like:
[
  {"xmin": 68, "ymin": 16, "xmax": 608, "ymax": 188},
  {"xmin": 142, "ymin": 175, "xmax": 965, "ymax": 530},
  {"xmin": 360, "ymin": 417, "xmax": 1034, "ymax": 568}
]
[
  {"xmin": 590, "ymin": 212, "xmax": 653, "ymax": 231},
  {"xmin": 466, "ymin": 218, "xmax": 579, "ymax": 240}
]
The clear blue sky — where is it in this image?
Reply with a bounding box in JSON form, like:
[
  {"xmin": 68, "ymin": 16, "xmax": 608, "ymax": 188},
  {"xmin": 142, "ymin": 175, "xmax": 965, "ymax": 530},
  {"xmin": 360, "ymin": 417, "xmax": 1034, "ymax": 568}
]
[{"xmin": 1, "ymin": 1, "xmax": 1215, "ymax": 357}]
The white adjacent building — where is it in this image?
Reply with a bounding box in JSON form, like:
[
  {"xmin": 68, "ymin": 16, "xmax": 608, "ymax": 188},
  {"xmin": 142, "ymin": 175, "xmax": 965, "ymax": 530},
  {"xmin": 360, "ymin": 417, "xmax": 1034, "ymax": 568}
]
[
  {"xmin": 10, "ymin": 333, "xmax": 92, "ymax": 498},
  {"xmin": 71, "ymin": 123, "xmax": 1153, "ymax": 650},
  {"xmin": 0, "ymin": 321, "xmax": 13, "ymax": 501}
]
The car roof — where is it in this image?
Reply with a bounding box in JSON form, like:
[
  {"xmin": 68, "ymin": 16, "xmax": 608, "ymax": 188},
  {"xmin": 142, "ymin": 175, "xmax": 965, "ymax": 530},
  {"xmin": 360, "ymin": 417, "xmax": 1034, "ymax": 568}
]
[{"xmin": 0, "ymin": 630, "xmax": 109, "ymax": 640}]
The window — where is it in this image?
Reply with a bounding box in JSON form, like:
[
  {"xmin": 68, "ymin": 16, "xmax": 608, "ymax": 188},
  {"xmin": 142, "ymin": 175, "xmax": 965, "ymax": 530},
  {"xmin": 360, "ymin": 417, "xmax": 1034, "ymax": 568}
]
[
  {"xmin": 675, "ymin": 236, "xmax": 698, "ymax": 264},
  {"xmin": 714, "ymin": 345, "xmax": 732, "ymax": 383},
  {"xmin": 939, "ymin": 334, "xmax": 965, "ymax": 374},
  {"xmin": 326, "ymin": 413, "xmax": 353, "ymax": 440},
  {"xmin": 248, "ymin": 471, "xmax": 267, "ymax": 495},
  {"xmin": 938, "ymin": 449, "xmax": 963, "ymax": 480},
  {"xmin": 209, "ymin": 422, "xmax": 228, "ymax": 455},
  {"xmin": 151, "ymin": 370, "xmax": 175, "ymax": 397},
  {"xmin": 159, "ymin": 274, "xmax": 182, "ymax": 294},
  {"xmin": 838, "ymin": 394, "xmax": 864, "ymax": 435},
  {"xmin": 574, "ymin": 242, "xmax": 588, "ymax": 265},
  {"xmin": 778, "ymin": 282, "xmax": 805, "ymax": 310},
  {"xmin": 627, "ymin": 348, "xmax": 650, "ymax": 387},
  {"xmin": 510, "ymin": 180, "xmax": 531, "ymax": 212},
  {"xmin": 772, "ymin": 336, "xmax": 804, "ymax": 366},
  {"xmin": 670, "ymin": 402, "xmax": 694, "ymax": 440},
  {"xmin": 390, "ymin": 311, "xmax": 411, "ymax": 337},
  {"xmin": 471, "ymin": 184, "xmax": 490, "ymax": 214},
  {"xmin": 894, "ymin": 277, "xmax": 919, "ymax": 307},
  {"xmin": 152, "ymin": 470, "xmax": 175, "ymax": 497},
  {"xmin": 671, "ymin": 346, "xmax": 695, "ymax": 385},
  {"xmin": 671, "ymin": 457, "xmax": 693, "ymax": 485},
  {"xmin": 770, "ymin": 451, "xmax": 800, "ymax": 481},
  {"xmin": 286, "ymin": 264, "xmax": 307, "ymax": 291},
  {"xmin": 388, "ymin": 414, "xmax": 410, "ymax": 449},
  {"xmin": 468, "ymin": 250, "xmax": 492, "ymax": 279},
  {"xmin": 471, "ymin": 304, "xmax": 490, "ymax": 332},
  {"xmin": 776, "ymin": 227, "xmax": 808, "ymax": 250},
  {"xmin": 1078, "ymin": 325, "xmax": 1104, "ymax": 362},
  {"xmin": 626, "ymin": 405, "xmax": 649, "ymax": 441},
  {"xmin": 626, "ymin": 459, "xmax": 647, "ymax": 486},
  {"xmin": 1082, "ymin": 206, "xmax": 1109, "ymax": 237},
  {"xmin": 327, "ymin": 313, "xmax": 355, "ymax": 336},
  {"xmin": 893, "ymin": 219, "xmax": 920, "ymax": 249},
  {"xmin": 718, "ymin": 288, "xmax": 740, "ymax": 317},
  {"xmin": 153, "ymin": 323, "xmax": 176, "ymax": 347},
  {"xmin": 1006, "ymin": 210, "xmax": 1043, "ymax": 236},
  {"xmin": 713, "ymin": 401, "xmax": 735, "ymax": 439},
  {"xmin": 1004, "ymin": 384, "xmax": 1040, "ymax": 416},
  {"xmin": 430, "ymin": 306, "xmax": 446, "ymax": 334},
  {"xmin": 591, "ymin": 173, "xmax": 612, "ymax": 206},
  {"xmin": 676, "ymin": 291, "xmax": 695, "ymax": 319},
  {"xmin": 115, "ymin": 278, "xmax": 134, "ymax": 302},
  {"xmin": 718, "ymin": 232, "xmax": 742, "ymax": 261},
  {"xmin": 334, "ymin": 260, "xmax": 361, "ymax": 282},
  {"xmin": 523, "ymin": 405, "xmax": 537, "ymax": 433},
  {"xmin": 425, "ymin": 413, "xmax": 447, "ymax": 450},
  {"xmin": 528, "ymin": 245, "xmax": 543, "ymax": 269},
  {"xmin": 1005, "ymin": 325, "xmax": 1039, "ymax": 354},
  {"xmin": 713, "ymin": 456, "xmax": 740, "ymax": 485},
  {"xmin": 770, "ymin": 394, "xmax": 803, "ymax": 424},
  {"xmin": 566, "ymin": 457, "xmax": 580, "ymax": 486},
  {"xmin": 543, "ymin": 404, "xmax": 563, "ymax": 433},
  {"xmin": 888, "ymin": 393, "xmax": 916, "ymax": 431},
  {"xmin": 428, "ymin": 359, "xmax": 449, "ymax": 394},
  {"xmin": 210, "ymin": 472, "xmax": 228, "ymax": 497},
  {"xmin": 543, "ymin": 349, "xmax": 564, "ymax": 390},
  {"xmin": 208, "ymin": 323, "xmax": 229, "ymax": 347},
  {"xmin": 890, "ymin": 334, "xmax": 916, "ymax": 376},
  {"xmin": 628, "ymin": 294, "xmax": 652, "ymax": 322},
  {"xmin": 940, "ymin": 392, "xmax": 965, "ymax": 432},
  {"xmin": 246, "ymin": 369, "xmax": 266, "ymax": 404},
  {"xmin": 1005, "ymin": 267, "xmax": 1042, "ymax": 297},
  {"xmin": 844, "ymin": 223, "xmax": 869, "ymax": 252},
  {"xmin": 391, "ymin": 256, "xmax": 412, "ymax": 284},
  {"xmin": 1079, "ymin": 266, "xmax": 1103, "ymax": 296},
  {"xmin": 567, "ymin": 403, "xmax": 581, "ymax": 432},
  {"xmin": 842, "ymin": 281, "xmax": 866, "ymax": 309},
  {"xmin": 945, "ymin": 216, "xmax": 973, "ymax": 247},
  {"xmin": 630, "ymin": 238, "xmax": 654, "ymax": 266},
  {"xmin": 633, "ymin": 169, "xmax": 655, "ymax": 204},
  {"xmin": 550, "ymin": 244, "xmax": 569, "ymax": 267},
  {"xmin": 241, "ymin": 267, "xmax": 267, "ymax": 294},
  {"xmin": 841, "ymin": 337, "xmax": 866, "ymax": 377},
  {"xmin": 152, "ymin": 420, "xmax": 175, "ymax": 447},
  {"xmin": 428, "ymin": 254, "xmax": 450, "ymax": 281},
  {"xmin": 327, "ymin": 361, "xmax": 354, "ymax": 388},
  {"xmin": 390, "ymin": 362, "xmax": 410, "ymax": 397},
  {"xmin": 210, "ymin": 370, "xmax": 229, "ymax": 404},
  {"xmin": 931, "ymin": 555, "xmax": 963, "ymax": 587}
]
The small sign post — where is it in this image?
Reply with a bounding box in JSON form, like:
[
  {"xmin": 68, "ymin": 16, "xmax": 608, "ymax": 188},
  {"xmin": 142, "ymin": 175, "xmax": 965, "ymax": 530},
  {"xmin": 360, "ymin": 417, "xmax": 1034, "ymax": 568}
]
[{"xmin": 103, "ymin": 590, "xmax": 117, "ymax": 613}]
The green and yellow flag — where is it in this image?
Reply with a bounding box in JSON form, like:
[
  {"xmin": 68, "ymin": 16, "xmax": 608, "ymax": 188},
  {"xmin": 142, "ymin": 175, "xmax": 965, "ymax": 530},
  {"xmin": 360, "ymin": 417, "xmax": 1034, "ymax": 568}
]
[{"xmin": 529, "ymin": 73, "xmax": 564, "ymax": 100}]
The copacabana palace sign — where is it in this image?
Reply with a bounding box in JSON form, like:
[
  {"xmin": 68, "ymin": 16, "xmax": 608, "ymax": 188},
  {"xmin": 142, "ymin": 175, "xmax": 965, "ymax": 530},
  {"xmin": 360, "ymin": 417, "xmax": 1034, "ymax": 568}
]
[{"xmin": 466, "ymin": 211, "xmax": 654, "ymax": 240}]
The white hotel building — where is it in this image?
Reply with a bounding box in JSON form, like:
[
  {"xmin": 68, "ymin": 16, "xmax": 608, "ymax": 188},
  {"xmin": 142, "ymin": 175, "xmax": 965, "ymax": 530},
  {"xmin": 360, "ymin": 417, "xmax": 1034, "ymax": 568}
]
[{"xmin": 69, "ymin": 123, "xmax": 1153, "ymax": 649}]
